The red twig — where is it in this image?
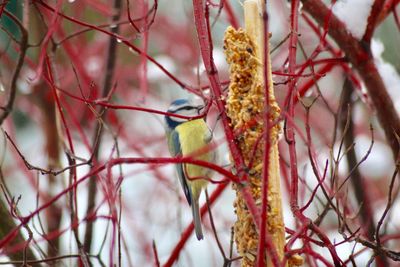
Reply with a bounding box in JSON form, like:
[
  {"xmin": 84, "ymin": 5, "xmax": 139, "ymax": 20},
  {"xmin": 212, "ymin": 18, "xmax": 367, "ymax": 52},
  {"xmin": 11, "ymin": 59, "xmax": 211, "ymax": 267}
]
[
  {"xmin": 192, "ymin": 0, "xmax": 264, "ymax": 232},
  {"xmin": 377, "ymin": 0, "xmax": 400, "ymax": 23},
  {"xmin": 393, "ymin": 4, "xmax": 400, "ymax": 30},
  {"xmin": 256, "ymin": 8, "xmax": 282, "ymax": 267},
  {"xmin": 363, "ymin": 0, "xmax": 386, "ymax": 44},
  {"xmin": 286, "ymin": 0, "xmax": 300, "ymax": 220},
  {"xmin": 162, "ymin": 182, "xmax": 228, "ymax": 267},
  {"xmin": 0, "ymin": 156, "xmax": 231, "ymax": 249},
  {"xmin": 296, "ymin": 13, "xmax": 362, "ymax": 103},
  {"xmin": 222, "ymin": 0, "xmax": 239, "ymax": 29},
  {"xmin": 302, "ymin": 0, "xmax": 400, "ymax": 160},
  {"xmin": 44, "ymin": 56, "xmax": 75, "ymax": 156},
  {"xmin": 285, "ymin": 1, "xmax": 343, "ymax": 266},
  {"xmin": 192, "ymin": 0, "xmax": 243, "ymax": 176},
  {"xmin": 33, "ymin": 0, "xmax": 61, "ymax": 83},
  {"xmin": 50, "ymin": 80, "xmax": 215, "ymax": 121},
  {"xmin": 35, "ymin": 1, "xmax": 198, "ymax": 94},
  {"xmin": 139, "ymin": 0, "xmax": 149, "ymax": 101},
  {"xmin": 125, "ymin": 0, "xmax": 140, "ymax": 32}
]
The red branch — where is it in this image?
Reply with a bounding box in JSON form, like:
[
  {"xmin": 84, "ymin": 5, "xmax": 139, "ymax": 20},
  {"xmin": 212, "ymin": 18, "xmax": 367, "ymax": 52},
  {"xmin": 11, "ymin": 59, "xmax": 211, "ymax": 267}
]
[
  {"xmin": 377, "ymin": 0, "xmax": 400, "ymax": 23},
  {"xmin": 285, "ymin": 1, "xmax": 343, "ymax": 266},
  {"xmin": 363, "ymin": 0, "xmax": 386, "ymax": 44},
  {"xmin": 44, "ymin": 56, "xmax": 75, "ymax": 155},
  {"xmin": 35, "ymin": 1, "xmax": 198, "ymax": 94},
  {"xmin": 191, "ymin": 0, "xmax": 262, "ymax": 227},
  {"xmin": 393, "ymin": 4, "xmax": 400, "ymax": 30},
  {"xmin": 162, "ymin": 182, "xmax": 228, "ymax": 267},
  {"xmin": 302, "ymin": 0, "xmax": 400, "ymax": 160},
  {"xmin": 296, "ymin": 13, "xmax": 362, "ymax": 102},
  {"xmin": 287, "ymin": 0, "xmax": 300, "ymax": 221},
  {"xmin": 222, "ymin": 0, "xmax": 239, "ymax": 29},
  {"xmin": 0, "ymin": 156, "xmax": 232, "ymax": 249},
  {"xmin": 139, "ymin": 0, "xmax": 149, "ymax": 101}
]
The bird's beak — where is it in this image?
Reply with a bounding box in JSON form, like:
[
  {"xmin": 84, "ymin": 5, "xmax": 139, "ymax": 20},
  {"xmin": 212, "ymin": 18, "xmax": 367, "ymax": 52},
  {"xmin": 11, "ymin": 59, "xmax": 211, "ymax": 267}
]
[{"xmin": 196, "ymin": 105, "xmax": 205, "ymax": 114}]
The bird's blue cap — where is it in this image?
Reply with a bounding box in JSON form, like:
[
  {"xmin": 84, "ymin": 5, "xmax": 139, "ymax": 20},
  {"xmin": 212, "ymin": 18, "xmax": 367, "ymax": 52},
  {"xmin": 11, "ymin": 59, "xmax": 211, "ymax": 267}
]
[
  {"xmin": 165, "ymin": 99, "xmax": 188, "ymax": 129},
  {"xmin": 169, "ymin": 99, "xmax": 189, "ymax": 108},
  {"xmin": 165, "ymin": 99, "xmax": 200, "ymax": 130}
]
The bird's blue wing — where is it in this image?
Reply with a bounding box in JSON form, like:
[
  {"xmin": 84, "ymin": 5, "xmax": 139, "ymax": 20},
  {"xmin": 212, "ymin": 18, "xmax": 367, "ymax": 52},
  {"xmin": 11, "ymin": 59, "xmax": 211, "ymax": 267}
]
[{"xmin": 170, "ymin": 130, "xmax": 192, "ymax": 205}]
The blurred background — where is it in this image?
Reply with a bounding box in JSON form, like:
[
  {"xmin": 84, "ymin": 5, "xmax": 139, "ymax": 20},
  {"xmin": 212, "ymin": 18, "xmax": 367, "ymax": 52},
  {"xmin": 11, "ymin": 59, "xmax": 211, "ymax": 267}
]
[{"xmin": 1, "ymin": 0, "xmax": 400, "ymax": 266}]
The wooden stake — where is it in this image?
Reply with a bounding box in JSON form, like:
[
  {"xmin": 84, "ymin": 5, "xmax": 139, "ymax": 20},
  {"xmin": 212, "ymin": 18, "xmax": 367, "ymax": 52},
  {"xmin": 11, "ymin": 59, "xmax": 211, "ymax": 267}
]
[
  {"xmin": 224, "ymin": 1, "xmax": 302, "ymax": 266},
  {"xmin": 244, "ymin": 0, "xmax": 285, "ymax": 265}
]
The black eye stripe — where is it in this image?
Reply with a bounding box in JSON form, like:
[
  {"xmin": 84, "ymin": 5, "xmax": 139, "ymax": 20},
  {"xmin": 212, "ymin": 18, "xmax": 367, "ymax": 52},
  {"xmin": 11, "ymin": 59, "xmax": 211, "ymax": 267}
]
[{"xmin": 170, "ymin": 105, "xmax": 197, "ymax": 113}]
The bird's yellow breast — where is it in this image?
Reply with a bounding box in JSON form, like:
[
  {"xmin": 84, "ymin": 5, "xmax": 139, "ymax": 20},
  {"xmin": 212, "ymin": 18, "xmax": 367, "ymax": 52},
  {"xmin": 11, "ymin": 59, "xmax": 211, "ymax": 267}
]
[{"xmin": 175, "ymin": 119, "xmax": 213, "ymax": 198}]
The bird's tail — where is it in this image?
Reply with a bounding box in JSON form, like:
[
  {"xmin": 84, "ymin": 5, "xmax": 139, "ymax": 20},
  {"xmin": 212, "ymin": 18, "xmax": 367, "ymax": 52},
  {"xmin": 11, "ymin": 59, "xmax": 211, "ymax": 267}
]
[{"xmin": 191, "ymin": 199, "xmax": 203, "ymax": 240}]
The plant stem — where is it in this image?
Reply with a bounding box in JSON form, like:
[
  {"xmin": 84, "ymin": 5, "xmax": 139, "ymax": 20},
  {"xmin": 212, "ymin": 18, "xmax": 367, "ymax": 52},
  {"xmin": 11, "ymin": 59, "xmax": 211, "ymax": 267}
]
[
  {"xmin": 339, "ymin": 78, "xmax": 388, "ymax": 266},
  {"xmin": 301, "ymin": 0, "xmax": 400, "ymax": 160},
  {"xmin": 83, "ymin": 0, "xmax": 122, "ymax": 255},
  {"xmin": 0, "ymin": 184, "xmax": 39, "ymax": 266}
]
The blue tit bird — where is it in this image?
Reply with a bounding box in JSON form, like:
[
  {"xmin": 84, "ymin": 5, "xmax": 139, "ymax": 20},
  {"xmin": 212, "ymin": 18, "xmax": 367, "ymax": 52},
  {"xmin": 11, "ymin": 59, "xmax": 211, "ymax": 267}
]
[{"xmin": 164, "ymin": 99, "xmax": 215, "ymax": 240}]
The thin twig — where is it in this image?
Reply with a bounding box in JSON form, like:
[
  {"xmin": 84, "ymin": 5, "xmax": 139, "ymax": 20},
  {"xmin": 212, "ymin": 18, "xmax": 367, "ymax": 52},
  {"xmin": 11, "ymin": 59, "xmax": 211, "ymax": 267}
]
[
  {"xmin": 0, "ymin": 10, "xmax": 28, "ymax": 125},
  {"xmin": 338, "ymin": 78, "xmax": 388, "ymax": 265},
  {"xmin": 302, "ymin": 0, "xmax": 400, "ymax": 160},
  {"xmin": 362, "ymin": 0, "xmax": 386, "ymax": 44},
  {"xmin": 83, "ymin": 0, "xmax": 123, "ymax": 254}
]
